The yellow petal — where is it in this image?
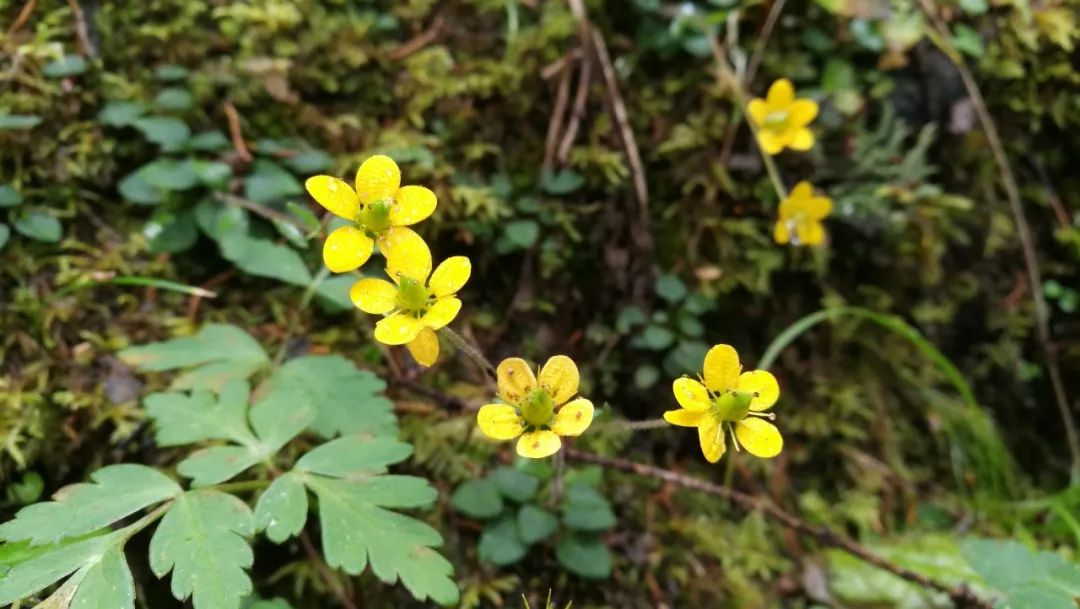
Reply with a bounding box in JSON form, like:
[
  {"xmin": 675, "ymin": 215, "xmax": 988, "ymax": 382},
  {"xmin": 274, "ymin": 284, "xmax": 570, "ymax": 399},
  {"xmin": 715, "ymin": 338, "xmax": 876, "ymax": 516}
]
[
  {"xmin": 703, "ymin": 344, "xmax": 740, "ymax": 392},
  {"xmin": 382, "ymin": 227, "xmax": 432, "ymax": 283},
  {"xmin": 788, "ymin": 99, "xmax": 819, "ymax": 126},
  {"xmin": 697, "ymin": 416, "xmax": 727, "ymax": 463},
  {"xmin": 516, "ymin": 430, "xmax": 562, "ymax": 459},
  {"xmin": 788, "ymin": 127, "xmax": 814, "ymax": 151},
  {"xmin": 747, "ymin": 98, "xmax": 769, "ymax": 127},
  {"xmin": 734, "ymin": 418, "xmax": 783, "ymax": 458},
  {"xmin": 421, "ymin": 297, "xmax": 461, "ymax": 330},
  {"xmin": 354, "ymin": 155, "xmax": 401, "ymax": 205},
  {"xmin": 551, "ymin": 398, "xmax": 594, "ymax": 436},
  {"xmin": 664, "ymin": 409, "xmax": 705, "ymax": 428},
  {"xmin": 737, "ymin": 370, "xmax": 780, "ymax": 411},
  {"xmin": 350, "ymin": 278, "xmax": 397, "ymax": 314},
  {"xmin": 804, "ymin": 195, "xmax": 833, "ymax": 221},
  {"xmin": 766, "ymin": 78, "xmax": 795, "ymax": 109},
  {"xmin": 428, "ymin": 256, "xmax": 471, "ymax": 297},
  {"xmin": 796, "ymin": 221, "xmax": 825, "ymax": 246},
  {"xmin": 672, "ymin": 378, "xmax": 710, "ymax": 411},
  {"xmin": 390, "ymin": 185, "xmax": 437, "ymax": 226},
  {"xmin": 773, "ymin": 220, "xmax": 791, "ymax": 244},
  {"xmin": 756, "ymin": 129, "xmax": 785, "ymax": 155},
  {"xmin": 305, "ymin": 176, "xmax": 359, "ymax": 220},
  {"xmin": 477, "ymin": 404, "xmax": 524, "ymax": 440},
  {"xmin": 497, "ymin": 357, "xmax": 537, "ymax": 404},
  {"xmin": 538, "ymin": 355, "xmax": 579, "ymax": 405},
  {"xmin": 373, "ymin": 313, "xmax": 423, "ymax": 345},
  {"xmin": 790, "ymin": 181, "xmax": 814, "ymax": 202},
  {"xmin": 323, "ymin": 226, "xmax": 374, "ymax": 273},
  {"xmin": 406, "ymin": 327, "xmax": 439, "ymax": 367}
]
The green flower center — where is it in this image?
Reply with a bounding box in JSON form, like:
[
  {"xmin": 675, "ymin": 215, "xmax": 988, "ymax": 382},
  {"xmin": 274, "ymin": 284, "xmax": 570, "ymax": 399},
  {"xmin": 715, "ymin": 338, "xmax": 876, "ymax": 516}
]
[
  {"xmin": 711, "ymin": 391, "xmax": 753, "ymax": 423},
  {"xmin": 520, "ymin": 389, "xmax": 555, "ymax": 427},
  {"xmin": 764, "ymin": 110, "xmax": 789, "ymax": 130},
  {"xmin": 395, "ymin": 276, "xmax": 430, "ymax": 314},
  {"xmin": 356, "ymin": 198, "xmax": 393, "ymax": 236}
]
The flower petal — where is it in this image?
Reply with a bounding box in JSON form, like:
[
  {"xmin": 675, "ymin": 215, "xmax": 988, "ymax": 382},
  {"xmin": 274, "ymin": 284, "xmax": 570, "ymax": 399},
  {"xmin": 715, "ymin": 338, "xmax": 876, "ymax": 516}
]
[
  {"xmin": 355, "ymin": 155, "xmax": 401, "ymax": 205},
  {"xmin": 390, "ymin": 185, "xmax": 437, "ymax": 226},
  {"xmin": 305, "ymin": 176, "xmax": 359, "ymax": 220},
  {"xmin": 382, "ymin": 227, "xmax": 432, "ymax": 283},
  {"xmin": 538, "ymin": 355, "xmax": 579, "ymax": 405},
  {"xmin": 788, "ymin": 127, "xmax": 814, "ymax": 151},
  {"xmin": 373, "ymin": 313, "xmax": 423, "ymax": 345},
  {"xmin": 737, "ymin": 370, "xmax": 780, "ymax": 411},
  {"xmin": 350, "ymin": 278, "xmax": 397, "ymax": 314},
  {"xmin": 697, "ymin": 416, "xmax": 727, "ymax": 463},
  {"xmin": 664, "ymin": 409, "xmax": 705, "ymax": 427},
  {"xmin": 672, "ymin": 378, "xmax": 710, "ymax": 411},
  {"xmin": 747, "ymin": 98, "xmax": 769, "ymax": 127},
  {"xmin": 406, "ymin": 327, "xmax": 440, "ymax": 367},
  {"xmin": 756, "ymin": 129, "xmax": 785, "ymax": 155},
  {"xmin": 773, "ymin": 220, "xmax": 792, "ymax": 244},
  {"xmin": 477, "ymin": 404, "xmax": 524, "ymax": 440},
  {"xmin": 428, "ymin": 256, "xmax": 471, "ymax": 297},
  {"xmin": 804, "ymin": 195, "xmax": 833, "ymax": 221},
  {"xmin": 516, "ymin": 430, "xmax": 562, "ymax": 459},
  {"xmin": 323, "ymin": 226, "xmax": 374, "ymax": 273},
  {"xmin": 497, "ymin": 357, "xmax": 537, "ymax": 404},
  {"xmin": 421, "ymin": 297, "xmax": 461, "ymax": 330},
  {"xmin": 796, "ymin": 221, "xmax": 825, "ymax": 246},
  {"xmin": 790, "ymin": 181, "xmax": 814, "ymax": 202},
  {"xmin": 703, "ymin": 344, "xmax": 740, "ymax": 393},
  {"xmin": 551, "ymin": 398, "xmax": 593, "ymax": 436},
  {"xmin": 734, "ymin": 418, "xmax": 783, "ymax": 458},
  {"xmin": 788, "ymin": 99, "xmax": 819, "ymax": 126},
  {"xmin": 766, "ymin": 78, "xmax": 795, "ymax": 109}
]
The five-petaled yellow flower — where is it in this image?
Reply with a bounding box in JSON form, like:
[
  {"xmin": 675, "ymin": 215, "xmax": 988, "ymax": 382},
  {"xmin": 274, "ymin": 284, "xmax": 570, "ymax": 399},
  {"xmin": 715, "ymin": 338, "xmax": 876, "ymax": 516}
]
[
  {"xmin": 747, "ymin": 79, "xmax": 819, "ymax": 155},
  {"xmin": 350, "ymin": 230, "xmax": 469, "ymax": 367},
  {"xmin": 665, "ymin": 344, "xmax": 782, "ymax": 463},
  {"xmin": 774, "ymin": 181, "xmax": 832, "ymax": 246},
  {"xmin": 477, "ymin": 356, "xmax": 594, "ymax": 458},
  {"xmin": 305, "ymin": 155, "xmax": 437, "ymax": 273}
]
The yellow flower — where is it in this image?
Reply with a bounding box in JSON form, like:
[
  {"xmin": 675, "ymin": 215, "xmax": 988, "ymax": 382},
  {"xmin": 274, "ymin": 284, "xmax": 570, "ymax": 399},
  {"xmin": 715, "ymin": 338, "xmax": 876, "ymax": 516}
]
[
  {"xmin": 350, "ymin": 230, "xmax": 469, "ymax": 367},
  {"xmin": 305, "ymin": 155, "xmax": 437, "ymax": 273},
  {"xmin": 773, "ymin": 181, "xmax": 832, "ymax": 246},
  {"xmin": 476, "ymin": 356, "xmax": 594, "ymax": 459},
  {"xmin": 747, "ymin": 79, "xmax": 819, "ymax": 155},
  {"xmin": 664, "ymin": 344, "xmax": 782, "ymax": 463}
]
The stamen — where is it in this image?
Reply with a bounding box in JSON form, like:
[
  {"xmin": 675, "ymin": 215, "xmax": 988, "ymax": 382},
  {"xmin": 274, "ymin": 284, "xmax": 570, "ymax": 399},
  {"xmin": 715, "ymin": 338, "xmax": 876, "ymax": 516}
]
[{"xmin": 728, "ymin": 425, "xmax": 741, "ymax": 452}]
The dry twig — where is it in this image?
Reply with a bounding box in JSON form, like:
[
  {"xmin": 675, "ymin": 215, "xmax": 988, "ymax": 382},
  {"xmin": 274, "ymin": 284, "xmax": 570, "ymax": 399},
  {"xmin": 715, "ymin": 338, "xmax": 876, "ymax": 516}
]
[
  {"xmin": 557, "ymin": 52, "xmax": 592, "ymax": 165},
  {"xmin": 8, "ymin": 0, "xmax": 37, "ymax": 36},
  {"xmin": 387, "ymin": 16, "xmax": 445, "ymax": 61},
  {"xmin": 222, "ymin": 100, "xmax": 254, "ymax": 163}
]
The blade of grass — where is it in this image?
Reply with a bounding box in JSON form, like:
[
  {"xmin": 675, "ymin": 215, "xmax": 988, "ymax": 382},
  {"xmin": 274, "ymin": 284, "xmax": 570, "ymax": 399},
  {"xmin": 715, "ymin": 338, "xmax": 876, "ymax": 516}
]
[{"xmin": 54, "ymin": 276, "xmax": 217, "ymax": 299}]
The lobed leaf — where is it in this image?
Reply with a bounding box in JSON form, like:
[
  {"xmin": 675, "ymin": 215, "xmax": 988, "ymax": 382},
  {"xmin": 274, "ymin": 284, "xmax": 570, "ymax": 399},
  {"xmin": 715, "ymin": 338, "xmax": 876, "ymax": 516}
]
[
  {"xmin": 254, "ymin": 474, "xmax": 308, "ymax": 543},
  {"xmin": 120, "ymin": 324, "xmax": 269, "ymax": 391},
  {"xmin": 269, "ymin": 355, "xmax": 397, "ymax": 438},
  {"xmin": 294, "ymin": 435, "xmax": 413, "ymax": 478}
]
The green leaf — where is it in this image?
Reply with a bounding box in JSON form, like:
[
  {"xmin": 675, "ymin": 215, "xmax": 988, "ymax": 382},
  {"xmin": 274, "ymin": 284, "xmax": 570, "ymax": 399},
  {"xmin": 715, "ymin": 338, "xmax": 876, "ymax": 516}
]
[
  {"xmin": 478, "ymin": 517, "xmax": 527, "ymax": 566},
  {"xmin": 517, "ymin": 504, "xmax": 558, "ymax": 545},
  {"xmin": 285, "ymin": 201, "xmax": 321, "ymax": 231},
  {"xmin": 146, "ymin": 211, "xmax": 199, "ymax": 254},
  {"xmin": 98, "ymin": 101, "xmax": 146, "ymax": 127},
  {"xmin": 145, "ymin": 380, "xmax": 254, "ymax": 446},
  {"xmin": 450, "ymin": 479, "xmax": 504, "ymax": 519},
  {"xmin": 244, "ymin": 160, "xmax": 303, "ymax": 203},
  {"xmin": 959, "ymin": 0, "xmax": 988, "ymax": 15},
  {"xmin": 560, "ymin": 484, "xmax": 616, "ymax": 532},
  {"xmin": 635, "ymin": 325, "xmax": 675, "ymax": 351},
  {"xmin": 254, "ymin": 473, "xmax": 307, "ymax": 543},
  {"xmin": 283, "ymin": 150, "xmax": 333, "ymax": 174},
  {"xmin": 188, "ymin": 131, "xmax": 230, "ymax": 151},
  {"xmin": 0, "ymin": 114, "xmax": 42, "ymax": 130},
  {"xmin": 0, "ymin": 531, "xmax": 116, "ymax": 604},
  {"xmin": 13, "ymin": 211, "xmax": 61, "ymax": 243},
  {"xmin": 155, "ymin": 64, "xmax": 189, "ymax": 81},
  {"xmin": 155, "ymin": 87, "xmax": 194, "ymax": 111},
  {"xmin": 295, "ymin": 435, "xmax": 412, "ymax": 478},
  {"xmin": 150, "ymin": 491, "xmax": 255, "ymax": 609},
  {"xmin": 488, "ymin": 467, "xmax": 539, "ymax": 503},
  {"xmin": 118, "ymin": 171, "xmax": 163, "ymax": 205},
  {"xmin": 0, "ymin": 185, "xmax": 23, "ymax": 207},
  {"xmin": 133, "ymin": 116, "xmax": 191, "ymax": 150},
  {"xmin": 556, "ymin": 536, "xmax": 612, "ymax": 579},
  {"xmin": 0, "ymin": 224, "xmax": 9, "ymax": 251},
  {"xmin": 194, "ymin": 160, "xmax": 233, "ymax": 187},
  {"xmin": 961, "ymin": 538, "xmax": 1080, "ymax": 608},
  {"xmin": 634, "ymin": 364, "xmax": 660, "ymax": 389},
  {"xmin": 503, "ymin": 219, "xmax": 540, "ymax": 249},
  {"xmin": 304, "ymin": 476, "xmax": 457, "ymax": 605},
  {"xmin": 135, "ymin": 158, "xmax": 200, "ymax": 191},
  {"xmin": 540, "ymin": 169, "xmax": 585, "ymax": 194},
  {"xmin": 655, "ymin": 273, "xmax": 687, "ymax": 302},
  {"xmin": 615, "ymin": 306, "xmax": 647, "ymax": 333},
  {"xmin": 219, "ymin": 232, "xmax": 313, "ymax": 286},
  {"xmin": 6, "ymin": 471, "xmax": 44, "ymax": 505},
  {"xmin": 268, "ymin": 355, "xmax": 397, "ymax": 438},
  {"xmin": 42, "ymin": 55, "xmax": 87, "ymax": 78},
  {"xmin": 952, "ymin": 24, "xmax": 984, "ymax": 57},
  {"xmin": 119, "ymin": 324, "xmax": 270, "ymax": 391},
  {"xmin": 70, "ymin": 546, "xmax": 135, "ymax": 609},
  {"xmin": 0, "ymin": 465, "xmax": 180, "ymax": 545}
]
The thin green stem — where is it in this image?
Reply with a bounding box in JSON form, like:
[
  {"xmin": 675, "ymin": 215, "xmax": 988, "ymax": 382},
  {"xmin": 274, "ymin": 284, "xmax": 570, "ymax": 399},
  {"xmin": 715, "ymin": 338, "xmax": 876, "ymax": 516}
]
[
  {"xmin": 53, "ymin": 276, "xmax": 218, "ymax": 299},
  {"xmin": 442, "ymin": 326, "xmax": 497, "ymax": 380},
  {"xmin": 116, "ymin": 501, "xmax": 173, "ymax": 544},
  {"xmin": 211, "ymin": 479, "xmax": 271, "ymax": 494},
  {"xmin": 596, "ymin": 417, "xmax": 668, "ymax": 432}
]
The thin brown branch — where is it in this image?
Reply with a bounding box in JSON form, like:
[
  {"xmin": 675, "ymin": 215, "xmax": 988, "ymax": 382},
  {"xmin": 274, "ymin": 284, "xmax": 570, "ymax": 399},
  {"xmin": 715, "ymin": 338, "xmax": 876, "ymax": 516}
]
[
  {"xmin": 387, "ymin": 16, "xmax": 445, "ymax": 61},
  {"xmin": 215, "ymin": 192, "xmax": 310, "ymax": 231},
  {"xmin": 542, "ymin": 59, "xmax": 574, "ymax": 174},
  {"xmin": 541, "ymin": 47, "xmax": 583, "ymax": 80},
  {"xmin": 299, "ymin": 530, "xmax": 359, "ymax": 609},
  {"xmin": 916, "ymin": 0, "xmax": 1080, "ymax": 480},
  {"xmin": 222, "ymin": 100, "xmax": 254, "ymax": 163},
  {"xmin": 8, "ymin": 0, "xmax": 37, "ymax": 36},
  {"xmin": 65, "ymin": 0, "xmax": 95, "ymax": 57},
  {"xmin": 556, "ymin": 52, "xmax": 592, "ymax": 165},
  {"xmin": 564, "ymin": 449, "xmax": 992, "ymax": 609}
]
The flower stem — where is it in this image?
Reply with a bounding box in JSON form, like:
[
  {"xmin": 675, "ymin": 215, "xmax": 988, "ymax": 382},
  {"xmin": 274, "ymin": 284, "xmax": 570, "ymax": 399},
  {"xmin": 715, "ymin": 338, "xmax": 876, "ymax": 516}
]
[
  {"xmin": 442, "ymin": 326, "xmax": 497, "ymax": 380},
  {"xmin": 211, "ymin": 479, "xmax": 271, "ymax": 494}
]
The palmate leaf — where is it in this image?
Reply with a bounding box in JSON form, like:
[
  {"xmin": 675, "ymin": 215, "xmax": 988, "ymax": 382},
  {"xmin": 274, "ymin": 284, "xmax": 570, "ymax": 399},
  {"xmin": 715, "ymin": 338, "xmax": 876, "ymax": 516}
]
[
  {"xmin": 0, "ymin": 532, "xmax": 115, "ymax": 604},
  {"xmin": 254, "ymin": 473, "xmax": 307, "ymax": 544},
  {"xmin": 150, "ymin": 490, "xmax": 255, "ymax": 609},
  {"xmin": 0, "ymin": 465, "xmax": 181, "ymax": 545},
  {"xmin": 119, "ymin": 324, "xmax": 269, "ymax": 391},
  {"xmin": 961, "ymin": 538, "xmax": 1080, "ymax": 609},
  {"xmin": 268, "ymin": 355, "xmax": 397, "ymax": 438}
]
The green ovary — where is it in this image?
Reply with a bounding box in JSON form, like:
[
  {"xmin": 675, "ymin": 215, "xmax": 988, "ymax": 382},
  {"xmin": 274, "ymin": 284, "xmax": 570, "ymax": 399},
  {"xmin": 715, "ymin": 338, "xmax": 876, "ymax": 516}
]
[
  {"xmin": 764, "ymin": 111, "xmax": 789, "ymax": 130},
  {"xmin": 712, "ymin": 391, "xmax": 753, "ymax": 423},
  {"xmin": 357, "ymin": 199, "xmax": 392, "ymax": 236},
  {"xmin": 520, "ymin": 389, "xmax": 555, "ymax": 427},
  {"xmin": 396, "ymin": 277, "xmax": 429, "ymax": 313}
]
